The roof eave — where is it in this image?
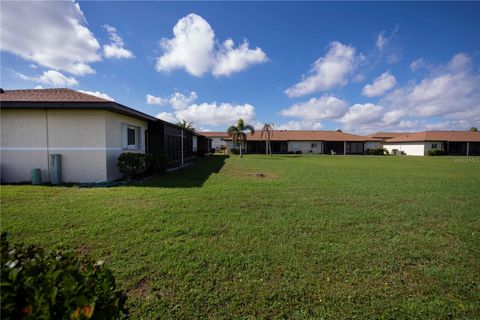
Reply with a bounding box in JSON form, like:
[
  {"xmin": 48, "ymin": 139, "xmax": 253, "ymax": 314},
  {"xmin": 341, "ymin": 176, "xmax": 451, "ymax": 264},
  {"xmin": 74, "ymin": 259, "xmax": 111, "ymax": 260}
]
[{"xmin": 1, "ymin": 101, "xmax": 157, "ymax": 122}]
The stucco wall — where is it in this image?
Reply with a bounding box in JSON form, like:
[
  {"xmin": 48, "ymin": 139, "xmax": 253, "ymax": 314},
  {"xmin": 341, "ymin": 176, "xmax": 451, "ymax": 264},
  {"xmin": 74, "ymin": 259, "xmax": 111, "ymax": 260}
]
[
  {"xmin": 288, "ymin": 141, "xmax": 323, "ymax": 154},
  {"xmin": 383, "ymin": 142, "xmax": 426, "ymax": 156},
  {"xmin": 1, "ymin": 110, "xmax": 49, "ymax": 182},
  {"xmin": 1, "ymin": 109, "xmax": 147, "ymax": 183}
]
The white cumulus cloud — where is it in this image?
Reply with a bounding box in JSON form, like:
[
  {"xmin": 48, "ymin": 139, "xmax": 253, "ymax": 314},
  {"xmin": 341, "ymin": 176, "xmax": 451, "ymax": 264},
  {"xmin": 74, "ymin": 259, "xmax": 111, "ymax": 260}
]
[
  {"xmin": 78, "ymin": 90, "xmax": 114, "ymax": 101},
  {"xmin": 340, "ymin": 103, "xmax": 384, "ymax": 125},
  {"xmin": 146, "ymin": 91, "xmax": 198, "ymax": 110},
  {"xmin": 213, "ymin": 39, "xmax": 268, "ymax": 76},
  {"xmin": 285, "ymin": 42, "xmax": 358, "ymax": 97},
  {"xmin": 155, "ymin": 112, "xmax": 178, "ymax": 123},
  {"xmin": 176, "ymin": 102, "xmax": 256, "ymax": 126},
  {"xmin": 362, "ymin": 72, "xmax": 397, "ymax": 97},
  {"xmin": 382, "ymin": 53, "xmax": 479, "ymax": 118},
  {"xmin": 14, "ymin": 70, "xmax": 79, "ymax": 87},
  {"xmin": 169, "ymin": 91, "xmax": 198, "ymax": 110},
  {"xmin": 146, "ymin": 94, "xmax": 167, "ymax": 106},
  {"xmin": 276, "ymin": 120, "xmax": 323, "ymax": 130},
  {"xmin": 0, "ymin": 0, "xmax": 101, "ymax": 75},
  {"xmin": 279, "ymin": 95, "xmax": 348, "ymax": 120},
  {"xmin": 103, "ymin": 24, "xmax": 134, "ymax": 59},
  {"xmin": 344, "ymin": 53, "xmax": 480, "ymax": 134},
  {"xmin": 156, "ymin": 13, "xmax": 267, "ymax": 77}
]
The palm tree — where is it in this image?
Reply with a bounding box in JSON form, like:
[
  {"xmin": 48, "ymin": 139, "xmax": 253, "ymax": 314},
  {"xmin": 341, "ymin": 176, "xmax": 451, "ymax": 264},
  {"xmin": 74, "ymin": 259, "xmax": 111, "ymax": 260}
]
[
  {"xmin": 261, "ymin": 123, "xmax": 274, "ymax": 156},
  {"xmin": 470, "ymin": 127, "xmax": 478, "ymax": 132},
  {"xmin": 177, "ymin": 119, "xmax": 195, "ymax": 131},
  {"xmin": 227, "ymin": 118, "xmax": 255, "ymax": 158}
]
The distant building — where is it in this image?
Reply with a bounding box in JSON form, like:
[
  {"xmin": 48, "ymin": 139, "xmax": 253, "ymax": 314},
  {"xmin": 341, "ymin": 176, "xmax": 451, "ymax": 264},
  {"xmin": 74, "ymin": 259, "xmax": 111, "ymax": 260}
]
[
  {"xmin": 199, "ymin": 132, "xmax": 229, "ymax": 151},
  {"xmin": 381, "ymin": 131, "xmax": 480, "ymax": 156},
  {"xmin": 222, "ymin": 130, "xmax": 382, "ymax": 155}
]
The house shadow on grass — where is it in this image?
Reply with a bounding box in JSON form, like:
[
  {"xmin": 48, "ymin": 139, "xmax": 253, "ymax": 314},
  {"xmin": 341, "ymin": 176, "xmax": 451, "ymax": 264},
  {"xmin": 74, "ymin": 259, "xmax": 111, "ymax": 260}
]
[{"xmin": 137, "ymin": 155, "xmax": 229, "ymax": 188}]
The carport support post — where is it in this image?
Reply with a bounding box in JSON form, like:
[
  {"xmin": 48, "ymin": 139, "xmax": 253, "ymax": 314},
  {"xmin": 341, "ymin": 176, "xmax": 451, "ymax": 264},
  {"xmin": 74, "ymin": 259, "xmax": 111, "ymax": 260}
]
[
  {"xmin": 466, "ymin": 141, "xmax": 469, "ymax": 157},
  {"xmin": 181, "ymin": 129, "xmax": 184, "ymax": 166},
  {"xmin": 344, "ymin": 141, "xmax": 347, "ymax": 155}
]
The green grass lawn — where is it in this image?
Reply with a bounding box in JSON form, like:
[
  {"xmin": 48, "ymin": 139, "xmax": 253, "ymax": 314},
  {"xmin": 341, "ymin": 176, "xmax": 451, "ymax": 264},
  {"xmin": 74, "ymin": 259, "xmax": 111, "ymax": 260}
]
[{"xmin": 2, "ymin": 155, "xmax": 480, "ymax": 319}]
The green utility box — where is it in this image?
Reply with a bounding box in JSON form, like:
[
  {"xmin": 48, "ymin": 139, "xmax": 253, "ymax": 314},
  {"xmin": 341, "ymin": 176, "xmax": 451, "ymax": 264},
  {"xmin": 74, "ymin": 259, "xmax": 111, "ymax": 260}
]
[{"xmin": 31, "ymin": 168, "xmax": 42, "ymax": 185}]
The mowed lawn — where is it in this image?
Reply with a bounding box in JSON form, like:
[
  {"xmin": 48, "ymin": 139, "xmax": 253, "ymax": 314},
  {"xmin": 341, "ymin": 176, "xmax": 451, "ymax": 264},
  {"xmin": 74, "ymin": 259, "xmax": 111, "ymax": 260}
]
[{"xmin": 1, "ymin": 155, "xmax": 480, "ymax": 319}]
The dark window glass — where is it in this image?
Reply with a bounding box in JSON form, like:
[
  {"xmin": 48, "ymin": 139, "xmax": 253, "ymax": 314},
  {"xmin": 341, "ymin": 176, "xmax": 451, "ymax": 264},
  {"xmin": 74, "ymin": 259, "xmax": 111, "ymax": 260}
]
[{"xmin": 128, "ymin": 127, "xmax": 136, "ymax": 146}]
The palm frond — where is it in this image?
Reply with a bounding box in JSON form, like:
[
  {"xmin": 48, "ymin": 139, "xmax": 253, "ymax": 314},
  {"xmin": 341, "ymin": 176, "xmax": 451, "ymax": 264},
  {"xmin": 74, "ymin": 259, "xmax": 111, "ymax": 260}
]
[{"xmin": 243, "ymin": 125, "xmax": 255, "ymax": 135}]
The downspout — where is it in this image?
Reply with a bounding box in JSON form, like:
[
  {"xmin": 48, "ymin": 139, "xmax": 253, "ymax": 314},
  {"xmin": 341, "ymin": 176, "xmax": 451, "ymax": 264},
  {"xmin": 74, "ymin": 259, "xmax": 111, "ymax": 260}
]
[
  {"xmin": 344, "ymin": 141, "xmax": 347, "ymax": 155},
  {"xmin": 45, "ymin": 109, "xmax": 51, "ymax": 180},
  {"xmin": 466, "ymin": 141, "xmax": 469, "ymax": 157}
]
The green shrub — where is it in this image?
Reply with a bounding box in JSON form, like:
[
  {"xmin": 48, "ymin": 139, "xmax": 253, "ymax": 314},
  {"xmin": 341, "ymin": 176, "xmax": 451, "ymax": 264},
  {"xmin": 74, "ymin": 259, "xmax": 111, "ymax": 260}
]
[
  {"xmin": 367, "ymin": 148, "xmax": 388, "ymax": 155},
  {"xmin": 230, "ymin": 148, "xmax": 240, "ymax": 155},
  {"xmin": 287, "ymin": 151, "xmax": 294, "ymax": 154},
  {"xmin": 150, "ymin": 153, "xmax": 168, "ymax": 173},
  {"xmin": 295, "ymin": 150, "xmax": 303, "ymax": 154},
  {"xmin": 1, "ymin": 233, "xmax": 127, "ymax": 319},
  {"xmin": 117, "ymin": 153, "xmax": 152, "ymax": 178},
  {"xmin": 428, "ymin": 149, "xmax": 446, "ymax": 156}
]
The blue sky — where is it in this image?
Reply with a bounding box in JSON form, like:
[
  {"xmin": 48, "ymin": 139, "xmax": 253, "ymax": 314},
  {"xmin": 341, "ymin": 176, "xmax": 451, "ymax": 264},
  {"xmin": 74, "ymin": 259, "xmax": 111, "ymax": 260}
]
[{"xmin": 1, "ymin": 1, "xmax": 479, "ymax": 133}]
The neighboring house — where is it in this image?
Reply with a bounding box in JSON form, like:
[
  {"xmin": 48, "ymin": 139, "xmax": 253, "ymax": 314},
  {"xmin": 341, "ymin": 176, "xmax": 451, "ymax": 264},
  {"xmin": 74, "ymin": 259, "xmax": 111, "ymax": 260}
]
[
  {"xmin": 364, "ymin": 132, "xmax": 410, "ymax": 150},
  {"xmin": 382, "ymin": 131, "xmax": 480, "ymax": 156},
  {"xmin": 1, "ymin": 88, "xmax": 209, "ymax": 183},
  {"xmin": 223, "ymin": 130, "xmax": 378, "ymax": 155},
  {"xmin": 199, "ymin": 132, "xmax": 229, "ymax": 151}
]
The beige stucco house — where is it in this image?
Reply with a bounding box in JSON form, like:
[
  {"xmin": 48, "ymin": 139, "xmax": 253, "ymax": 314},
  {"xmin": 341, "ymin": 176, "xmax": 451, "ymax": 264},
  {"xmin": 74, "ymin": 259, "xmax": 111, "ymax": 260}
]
[{"xmin": 1, "ymin": 88, "xmax": 157, "ymax": 183}]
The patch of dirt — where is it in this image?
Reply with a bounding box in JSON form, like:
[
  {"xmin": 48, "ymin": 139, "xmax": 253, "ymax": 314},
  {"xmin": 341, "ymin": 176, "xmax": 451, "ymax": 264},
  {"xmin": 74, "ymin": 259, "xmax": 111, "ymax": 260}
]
[
  {"xmin": 126, "ymin": 277, "xmax": 149, "ymax": 298},
  {"xmin": 76, "ymin": 244, "xmax": 93, "ymax": 256},
  {"xmin": 254, "ymin": 173, "xmax": 267, "ymax": 178}
]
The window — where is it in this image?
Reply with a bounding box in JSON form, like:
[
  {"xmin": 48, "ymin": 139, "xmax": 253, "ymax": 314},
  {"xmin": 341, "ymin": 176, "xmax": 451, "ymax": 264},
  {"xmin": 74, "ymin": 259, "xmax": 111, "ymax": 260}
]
[
  {"xmin": 124, "ymin": 125, "xmax": 140, "ymax": 149},
  {"xmin": 311, "ymin": 143, "xmax": 317, "ymax": 148},
  {"xmin": 127, "ymin": 127, "xmax": 136, "ymax": 146},
  {"xmin": 432, "ymin": 143, "xmax": 438, "ymax": 149}
]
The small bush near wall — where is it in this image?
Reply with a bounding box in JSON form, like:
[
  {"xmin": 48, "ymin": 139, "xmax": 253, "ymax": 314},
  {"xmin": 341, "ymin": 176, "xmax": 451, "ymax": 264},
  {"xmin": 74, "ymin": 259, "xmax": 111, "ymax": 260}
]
[
  {"xmin": 151, "ymin": 153, "xmax": 168, "ymax": 173},
  {"xmin": 1, "ymin": 233, "xmax": 128, "ymax": 319},
  {"xmin": 428, "ymin": 149, "xmax": 446, "ymax": 156},
  {"xmin": 295, "ymin": 150, "xmax": 303, "ymax": 154},
  {"xmin": 367, "ymin": 148, "xmax": 389, "ymax": 155},
  {"xmin": 230, "ymin": 148, "xmax": 240, "ymax": 155},
  {"xmin": 117, "ymin": 153, "xmax": 152, "ymax": 179}
]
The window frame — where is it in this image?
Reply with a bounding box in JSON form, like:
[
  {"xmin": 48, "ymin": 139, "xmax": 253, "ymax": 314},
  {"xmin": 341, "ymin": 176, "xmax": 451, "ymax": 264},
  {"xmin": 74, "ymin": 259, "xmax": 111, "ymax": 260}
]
[{"xmin": 126, "ymin": 125, "xmax": 139, "ymax": 150}]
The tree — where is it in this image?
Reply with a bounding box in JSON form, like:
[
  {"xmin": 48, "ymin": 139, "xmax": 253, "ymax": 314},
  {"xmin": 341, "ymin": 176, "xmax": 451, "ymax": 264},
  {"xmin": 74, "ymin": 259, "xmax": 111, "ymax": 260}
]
[
  {"xmin": 336, "ymin": 129, "xmax": 343, "ymax": 133},
  {"xmin": 261, "ymin": 123, "xmax": 274, "ymax": 156},
  {"xmin": 227, "ymin": 119, "xmax": 255, "ymax": 158},
  {"xmin": 177, "ymin": 119, "xmax": 195, "ymax": 131},
  {"xmin": 470, "ymin": 127, "xmax": 478, "ymax": 132}
]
